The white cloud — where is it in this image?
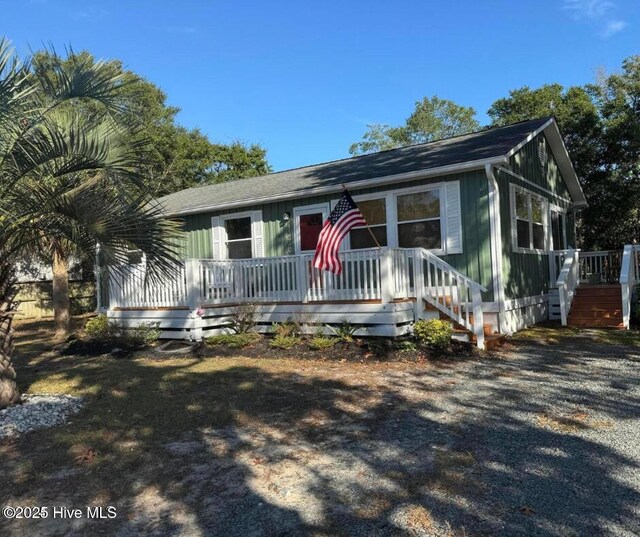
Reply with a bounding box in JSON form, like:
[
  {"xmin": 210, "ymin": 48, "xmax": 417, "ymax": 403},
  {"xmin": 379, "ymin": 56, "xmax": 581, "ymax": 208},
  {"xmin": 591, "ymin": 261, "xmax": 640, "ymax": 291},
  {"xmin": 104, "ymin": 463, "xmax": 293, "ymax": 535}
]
[
  {"xmin": 600, "ymin": 19, "xmax": 628, "ymax": 37},
  {"xmin": 562, "ymin": 0, "xmax": 628, "ymax": 38},
  {"xmin": 562, "ymin": 0, "xmax": 613, "ymax": 19}
]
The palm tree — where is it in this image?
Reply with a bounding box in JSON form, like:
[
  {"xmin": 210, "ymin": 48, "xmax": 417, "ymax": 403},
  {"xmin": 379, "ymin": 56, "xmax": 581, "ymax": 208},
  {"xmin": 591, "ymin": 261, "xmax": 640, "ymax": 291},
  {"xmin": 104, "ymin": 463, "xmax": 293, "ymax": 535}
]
[{"xmin": 0, "ymin": 40, "xmax": 181, "ymax": 408}]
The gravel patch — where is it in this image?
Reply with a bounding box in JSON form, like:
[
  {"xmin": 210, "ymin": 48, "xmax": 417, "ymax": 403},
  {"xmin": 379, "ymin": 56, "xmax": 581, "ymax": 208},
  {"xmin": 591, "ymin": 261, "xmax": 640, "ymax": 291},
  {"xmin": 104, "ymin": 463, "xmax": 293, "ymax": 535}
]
[{"xmin": 0, "ymin": 394, "xmax": 84, "ymax": 439}]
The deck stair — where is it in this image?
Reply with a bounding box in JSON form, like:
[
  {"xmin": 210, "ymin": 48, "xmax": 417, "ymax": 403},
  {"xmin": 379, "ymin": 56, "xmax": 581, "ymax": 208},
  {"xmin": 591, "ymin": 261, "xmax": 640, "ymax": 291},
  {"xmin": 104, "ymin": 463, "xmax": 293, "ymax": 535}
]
[
  {"xmin": 567, "ymin": 284, "xmax": 624, "ymax": 328},
  {"xmin": 424, "ymin": 300, "xmax": 506, "ymax": 350}
]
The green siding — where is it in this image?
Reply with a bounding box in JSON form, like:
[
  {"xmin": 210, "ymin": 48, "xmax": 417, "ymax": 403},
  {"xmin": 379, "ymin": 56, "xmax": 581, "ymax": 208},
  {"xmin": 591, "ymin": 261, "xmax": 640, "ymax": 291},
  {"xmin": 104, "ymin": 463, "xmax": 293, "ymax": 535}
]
[
  {"xmin": 500, "ymin": 133, "xmax": 576, "ymax": 300},
  {"xmin": 180, "ymin": 170, "xmax": 495, "ymax": 301}
]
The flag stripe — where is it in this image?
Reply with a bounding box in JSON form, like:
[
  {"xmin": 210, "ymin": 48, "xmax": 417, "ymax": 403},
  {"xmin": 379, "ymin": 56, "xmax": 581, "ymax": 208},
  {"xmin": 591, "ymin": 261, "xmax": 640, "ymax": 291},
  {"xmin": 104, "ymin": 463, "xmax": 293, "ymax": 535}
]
[{"xmin": 313, "ymin": 191, "xmax": 368, "ymax": 275}]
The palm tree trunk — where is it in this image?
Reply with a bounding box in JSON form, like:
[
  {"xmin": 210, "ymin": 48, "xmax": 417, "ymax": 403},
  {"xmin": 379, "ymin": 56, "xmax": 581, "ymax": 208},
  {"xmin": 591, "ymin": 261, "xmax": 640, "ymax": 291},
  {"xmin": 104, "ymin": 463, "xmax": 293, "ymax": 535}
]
[
  {"xmin": 0, "ymin": 261, "xmax": 20, "ymax": 409},
  {"xmin": 52, "ymin": 250, "xmax": 71, "ymax": 337}
]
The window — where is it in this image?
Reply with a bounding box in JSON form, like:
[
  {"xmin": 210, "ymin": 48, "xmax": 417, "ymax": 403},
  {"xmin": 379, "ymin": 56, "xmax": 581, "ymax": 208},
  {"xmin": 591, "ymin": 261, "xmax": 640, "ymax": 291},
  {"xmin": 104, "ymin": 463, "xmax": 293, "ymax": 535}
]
[
  {"xmin": 212, "ymin": 211, "xmax": 263, "ymax": 260},
  {"xmin": 225, "ymin": 216, "xmax": 252, "ymax": 259},
  {"xmin": 397, "ymin": 190, "xmax": 441, "ymax": 250},
  {"xmin": 512, "ymin": 186, "xmax": 547, "ymax": 252},
  {"xmin": 349, "ymin": 198, "xmax": 388, "ymax": 249}
]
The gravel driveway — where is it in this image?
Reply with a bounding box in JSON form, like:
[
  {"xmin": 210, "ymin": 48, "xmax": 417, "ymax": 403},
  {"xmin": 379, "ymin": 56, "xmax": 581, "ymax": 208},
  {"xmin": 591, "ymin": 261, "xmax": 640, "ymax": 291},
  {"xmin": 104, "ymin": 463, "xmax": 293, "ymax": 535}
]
[{"xmin": 2, "ymin": 329, "xmax": 640, "ymax": 536}]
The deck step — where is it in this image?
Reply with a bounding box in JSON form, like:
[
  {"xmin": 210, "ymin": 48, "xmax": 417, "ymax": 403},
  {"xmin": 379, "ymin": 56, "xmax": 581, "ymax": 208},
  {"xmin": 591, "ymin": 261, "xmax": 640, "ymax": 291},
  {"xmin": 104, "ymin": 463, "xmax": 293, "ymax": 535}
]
[
  {"xmin": 452, "ymin": 330, "xmax": 505, "ymax": 350},
  {"xmin": 566, "ymin": 284, "xmax": 624, "ymax": 329}
]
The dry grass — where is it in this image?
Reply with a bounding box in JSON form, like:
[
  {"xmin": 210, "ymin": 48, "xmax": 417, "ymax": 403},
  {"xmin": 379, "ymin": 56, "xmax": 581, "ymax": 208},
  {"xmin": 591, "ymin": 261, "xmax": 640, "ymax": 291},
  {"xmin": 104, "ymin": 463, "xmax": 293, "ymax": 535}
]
[
  {"xmin": 536, "ymin": 410, "xmax": 614, "ymax": 433},
  {"xmin": 405, "ymin": 504, "xmax": 435, "ymax": 533}
]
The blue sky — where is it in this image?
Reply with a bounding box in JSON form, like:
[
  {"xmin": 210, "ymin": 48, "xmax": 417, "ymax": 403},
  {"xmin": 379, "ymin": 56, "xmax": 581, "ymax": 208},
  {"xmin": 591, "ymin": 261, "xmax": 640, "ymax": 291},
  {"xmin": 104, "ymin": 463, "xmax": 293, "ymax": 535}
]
[{"xmin": 6, "ymin": 0, "xmax": 639, "ymax": 171}]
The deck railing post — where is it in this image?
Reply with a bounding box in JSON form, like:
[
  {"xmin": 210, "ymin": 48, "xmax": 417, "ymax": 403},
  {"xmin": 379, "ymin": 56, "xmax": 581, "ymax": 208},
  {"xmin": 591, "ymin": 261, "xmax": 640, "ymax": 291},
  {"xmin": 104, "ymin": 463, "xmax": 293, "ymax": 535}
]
[
  {"xmin": 413, "ymin": 249, "xmax": 424, "ymax": 321},
  {"xmin": 185, "ymin": 259, "xmax": 203, "ymax": 340},
  {"xmin": 380, "ymin": 248, "xmax": 394, "ymax": 304},
  {"xmin": 471, "ymin": 284, "xmax": 485, "ymax": 350},
  {"xmin": 297, "ymin": 255, "xmax": 308, "ymax": 303}
]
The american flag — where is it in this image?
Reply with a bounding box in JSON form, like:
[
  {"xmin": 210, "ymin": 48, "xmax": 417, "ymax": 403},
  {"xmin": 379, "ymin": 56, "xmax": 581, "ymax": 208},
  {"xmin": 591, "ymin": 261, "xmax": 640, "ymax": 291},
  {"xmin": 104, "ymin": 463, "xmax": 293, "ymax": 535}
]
[{"xmin": 313, "ymin": 190, "xmax": 367, "ymax": 274}]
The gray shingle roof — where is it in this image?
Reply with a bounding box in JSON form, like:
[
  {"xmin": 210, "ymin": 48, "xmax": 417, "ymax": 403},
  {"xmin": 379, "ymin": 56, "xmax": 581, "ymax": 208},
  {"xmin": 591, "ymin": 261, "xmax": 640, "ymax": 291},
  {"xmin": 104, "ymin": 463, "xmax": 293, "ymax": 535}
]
[{"xmin": 158, "ymin": 117, "xmax": 553, "ymax": 215}]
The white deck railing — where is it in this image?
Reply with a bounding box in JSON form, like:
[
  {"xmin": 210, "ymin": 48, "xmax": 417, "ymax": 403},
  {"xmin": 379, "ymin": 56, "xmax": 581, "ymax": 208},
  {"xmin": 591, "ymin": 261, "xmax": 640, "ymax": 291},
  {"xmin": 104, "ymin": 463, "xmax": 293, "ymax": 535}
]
[
  {"xmin": 556, "ymin": 250, "xmax": 580, "ymax": 326},
  {"xmin": 620, "ymin": 245, "xmax": 638, "ymax": 329},
  {"xmin": 107, "ymin": 247, "xmax": 489, "ymax": 348}
]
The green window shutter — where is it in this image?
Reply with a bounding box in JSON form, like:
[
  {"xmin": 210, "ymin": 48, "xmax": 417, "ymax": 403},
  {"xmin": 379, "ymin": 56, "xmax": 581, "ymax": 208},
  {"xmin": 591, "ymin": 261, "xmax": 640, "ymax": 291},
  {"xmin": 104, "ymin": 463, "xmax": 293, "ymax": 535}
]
[
  {"xmin": 211, "ymin": 216, "xmax": 223, "ymax": 260},
  {"xmin": 445, "ymin": 181, "xmax": 463, "ymax": 254},
  {"xmin": 251, "ymin": 211, "xmax": 264, "ymax": 257}
]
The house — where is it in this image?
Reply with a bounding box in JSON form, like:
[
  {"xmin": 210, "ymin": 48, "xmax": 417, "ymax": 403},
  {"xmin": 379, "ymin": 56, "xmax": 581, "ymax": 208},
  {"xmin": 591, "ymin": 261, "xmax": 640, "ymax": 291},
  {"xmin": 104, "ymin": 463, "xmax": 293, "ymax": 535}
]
[{"xmin": 106, "ymin": 117, "xmax": 638, "ymax": 348}]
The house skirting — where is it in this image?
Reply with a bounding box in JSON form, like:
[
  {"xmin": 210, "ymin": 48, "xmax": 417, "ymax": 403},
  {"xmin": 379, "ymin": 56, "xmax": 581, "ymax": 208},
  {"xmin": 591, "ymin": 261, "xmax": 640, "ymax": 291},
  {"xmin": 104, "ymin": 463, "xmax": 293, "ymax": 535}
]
[{"xmin": 108, "ymin": 300, "xmax": 417, "ymax": 340}]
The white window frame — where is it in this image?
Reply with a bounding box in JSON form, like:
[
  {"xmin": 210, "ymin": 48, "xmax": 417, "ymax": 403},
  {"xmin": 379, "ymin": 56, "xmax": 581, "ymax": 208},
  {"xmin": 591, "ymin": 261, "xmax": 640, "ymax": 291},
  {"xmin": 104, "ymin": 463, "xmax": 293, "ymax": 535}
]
[
  {"xmin": 330, "ymin": 181, "xmax": 461, "ymax": 256},
  {"xmin": 510, "ymin": 184, "xmax": 549, "ymax": 254},
  {"xmin": 343, "ymin": 192, "xmax": 392, "ymax": 250},
  {"xmin": 292, "ymin": 203, "xmax": 330, "ymax": 254},
  {"xmin": 213, "ymin": 210, "xmax": 263, "ymax": 260},
  {"xmin": 549, "ymin": 203, "xmax": 568, "ymax": 251}
]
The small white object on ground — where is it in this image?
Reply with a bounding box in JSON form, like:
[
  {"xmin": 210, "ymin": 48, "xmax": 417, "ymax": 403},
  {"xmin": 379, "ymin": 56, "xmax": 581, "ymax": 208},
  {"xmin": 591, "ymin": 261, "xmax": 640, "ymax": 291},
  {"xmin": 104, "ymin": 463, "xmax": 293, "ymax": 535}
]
[{"xmin": 0, "ymin": 394, "xmax": 84, "ymax": 440}]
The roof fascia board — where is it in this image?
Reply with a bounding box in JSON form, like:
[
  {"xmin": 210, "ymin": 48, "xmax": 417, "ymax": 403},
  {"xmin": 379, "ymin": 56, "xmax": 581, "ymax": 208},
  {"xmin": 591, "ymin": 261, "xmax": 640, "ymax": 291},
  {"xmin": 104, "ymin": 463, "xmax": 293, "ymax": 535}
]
[
  {"xmin": 162, "ymin": 155, "xmax": 508, "ymax": 217},
  {"xmin": 505, "ymin": 118, "xmax": 554, "ymax": 159}
]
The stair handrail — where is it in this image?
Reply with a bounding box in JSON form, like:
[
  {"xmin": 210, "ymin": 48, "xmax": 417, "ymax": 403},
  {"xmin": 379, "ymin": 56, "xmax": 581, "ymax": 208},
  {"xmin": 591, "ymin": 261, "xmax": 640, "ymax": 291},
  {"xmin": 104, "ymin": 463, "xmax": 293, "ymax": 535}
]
[
  {"xmin": 415, "ymin": 247, "xmax": 487, "ymax": 350},
  {"xmin": 620, "ymin": 244, "xmax": 637, "ymax": 329},
  {"xmin": 557, "ymin": 249, "xmax": 579, "ymax": 326}
]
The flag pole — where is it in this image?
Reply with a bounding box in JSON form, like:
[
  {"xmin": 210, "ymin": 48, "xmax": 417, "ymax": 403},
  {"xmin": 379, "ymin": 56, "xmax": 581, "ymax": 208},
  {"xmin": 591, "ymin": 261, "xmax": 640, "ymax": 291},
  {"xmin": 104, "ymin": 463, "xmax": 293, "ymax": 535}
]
[{"xmin": 342, "ymin": 184, "xmax": 382, "ymax": 250}]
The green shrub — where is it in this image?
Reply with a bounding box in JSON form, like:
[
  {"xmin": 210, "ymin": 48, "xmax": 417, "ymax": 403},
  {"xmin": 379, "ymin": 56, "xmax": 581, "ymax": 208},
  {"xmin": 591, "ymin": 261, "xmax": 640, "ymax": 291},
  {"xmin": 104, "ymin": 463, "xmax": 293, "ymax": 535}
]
[
  {"xmin": 271, "ymin": 319, "xmax": 300, "ymax": 338},
  {"xmin": 206, "ymin": 332, "xmax": 260, "ymax": 349},
  {"xmin": 85, "ymin": 314, "xmax": 120, "ymax": 338},
  {"xmin": 269, "ymin": 334, "xmax": 301, "ymax": 349},
  {"xmin": 227, "ymin": 303, "xmax": 257, "ymax": 334},
  {"xmin": 413, "ymin": 319, "xmax": 453, "ymax": 350},
  {"xmin": 395, "ymin": 339, "xmax": 419, "ymax": 353},
  {"xmin": 308, "ymin": 336, "xmax": 337, "ymax": 350},
  {"xmin": 327, "ymin": 319, "xmax": 359, "ymax": 342},
  {"xmin": 127, "ymin": 322, "xmax": 161, "ymax": 346}
]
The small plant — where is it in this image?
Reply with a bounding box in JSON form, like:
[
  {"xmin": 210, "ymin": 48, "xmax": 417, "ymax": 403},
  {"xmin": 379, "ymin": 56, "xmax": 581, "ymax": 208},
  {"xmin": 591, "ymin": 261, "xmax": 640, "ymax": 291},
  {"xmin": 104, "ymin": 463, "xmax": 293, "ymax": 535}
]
[
  {"xmin": 269, "ymin": 334, "xmax": 301, "ymax": 349},
  {"xmin": 207, "ymin": 332, "xmax": 260, "ymax": 348},
  {"xmin": 227, "ymin": 303, "xmax": 257, "ymax": 334},
  {"xmin": 127, "ymin": 322, "xmax": 161, "ymax": 346},
  {"xmin": 308, "ymin": 336, "xmax": 337, "ymax": 350},
  {"xmin": 327, "ymin": 319, "xmax": 359, "ymax": 342},
  {"xmin": 395, "ymin": 338, "xmax": 419, "ymax": 353},
  {"xmin": 85, "ymin": 314, "xmax": 120, "ymax": 339},
  {"xmin": 413, "ymin": 319, "xmax": 453, "ymax": 350},
  {"xmin": 271, "ymin": 319, "xmax": 300, "ymax": 338}
]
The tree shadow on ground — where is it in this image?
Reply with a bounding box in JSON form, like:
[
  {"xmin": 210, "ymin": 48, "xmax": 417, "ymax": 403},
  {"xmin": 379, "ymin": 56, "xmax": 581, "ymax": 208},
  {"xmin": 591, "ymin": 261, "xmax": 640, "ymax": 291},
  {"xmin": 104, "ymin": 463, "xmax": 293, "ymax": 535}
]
[{"xmin": 1, "ymin": 322, "xmax": 640, "ymax": 536}]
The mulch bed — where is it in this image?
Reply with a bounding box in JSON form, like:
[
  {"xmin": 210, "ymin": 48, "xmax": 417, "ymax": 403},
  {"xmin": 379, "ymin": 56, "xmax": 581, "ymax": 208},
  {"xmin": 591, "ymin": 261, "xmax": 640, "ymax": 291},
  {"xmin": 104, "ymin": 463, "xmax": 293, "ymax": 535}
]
[{"xmin": 191, "ymin": 335, "xmax": 476, "ymax": 363}]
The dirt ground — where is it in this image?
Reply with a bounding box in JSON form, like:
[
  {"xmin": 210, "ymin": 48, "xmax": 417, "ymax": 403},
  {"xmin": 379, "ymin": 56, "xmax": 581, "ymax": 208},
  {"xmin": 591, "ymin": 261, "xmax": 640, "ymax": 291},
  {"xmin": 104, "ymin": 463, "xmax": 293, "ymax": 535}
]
[{"xmin": 1, "ymin": 319, "xmax": 639, "ymax": 536}]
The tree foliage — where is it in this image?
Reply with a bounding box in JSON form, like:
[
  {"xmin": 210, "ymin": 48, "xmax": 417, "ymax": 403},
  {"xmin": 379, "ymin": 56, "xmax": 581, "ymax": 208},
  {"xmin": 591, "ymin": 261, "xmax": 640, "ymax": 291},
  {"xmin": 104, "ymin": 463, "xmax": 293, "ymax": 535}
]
[
  {"xmin": 488, "ymin": 57, "xmax": 640, "ymax": 249},
  {"xmin": 349, "ymin": 96, "xmax": 480, "ymax": 155},
  {"xmin": 31, "ymin": 49, "xmax": 271, "ymax": 198}
]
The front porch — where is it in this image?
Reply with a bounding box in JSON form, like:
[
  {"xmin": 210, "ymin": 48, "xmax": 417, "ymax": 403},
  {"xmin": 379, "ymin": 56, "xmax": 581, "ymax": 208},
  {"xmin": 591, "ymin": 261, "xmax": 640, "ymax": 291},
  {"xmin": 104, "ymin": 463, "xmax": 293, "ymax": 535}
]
[{"xmin": 106, "ymin": 247, "xmax": 491, "ymax": 348}]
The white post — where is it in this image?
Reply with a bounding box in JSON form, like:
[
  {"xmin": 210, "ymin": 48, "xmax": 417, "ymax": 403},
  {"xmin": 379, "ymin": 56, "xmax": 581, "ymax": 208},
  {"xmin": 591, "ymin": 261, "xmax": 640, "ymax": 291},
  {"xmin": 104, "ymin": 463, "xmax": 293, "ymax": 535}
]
[
  {"xmin": 620, "ymin": 245, "xmax": 634, "ymax": 330},
  {"xmin": 379, "ymin": 248, "xmax": 394, "ymax": 304},
  {"xmin": 297, "ymin": 255, "xmax": 308, "ymax": 302},
  {"xmin": 185, "ymin": 259, "xmax": 203, "ymax": 340},
  {"xmin": 94, "ymin": 242, "xmax": 102, "ymax": 312},
  {"xmin": 471, "ymin": 285, "xmax": 485, "ymax": 350},
  {"xmin": 413, "ymin": 250, "xmax": 424, "ymax": 321}
]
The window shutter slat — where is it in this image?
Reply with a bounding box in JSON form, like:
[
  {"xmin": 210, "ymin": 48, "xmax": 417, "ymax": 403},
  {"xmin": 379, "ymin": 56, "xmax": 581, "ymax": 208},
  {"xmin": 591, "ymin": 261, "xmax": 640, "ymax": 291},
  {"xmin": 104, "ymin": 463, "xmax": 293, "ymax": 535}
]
[
  {"xmin": 211, "ymin": 217, "xmax": 223, "ymax": 260},
  {"xmin": 252, "ymin": 211, "xmax": 264, "ymax": 258},
  {"xmin": 445, "ymin": 181, "xmax": 463, "ymax": 254}
]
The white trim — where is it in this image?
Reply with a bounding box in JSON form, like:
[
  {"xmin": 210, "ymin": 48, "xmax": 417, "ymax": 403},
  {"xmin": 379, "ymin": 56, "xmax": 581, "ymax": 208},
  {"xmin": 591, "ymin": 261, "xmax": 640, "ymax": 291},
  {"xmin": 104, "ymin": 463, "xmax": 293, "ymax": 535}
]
[
  {"xmin": 505, "ymin": 118, "xmax": 554, "ymax": 158},
  {"xmin": 510, "ymin": 183, "xmax": 549, "ymax": 254},
  {"xmin": 162, "ymin": 156, "xmax": 508, "ymax": 217},
  {"xmin": 292, "ymin": 203, "xmax": 330, "ymax": 254},
  {"xmin": 485, "ymin": 164, "xmax": 506, "ymax": 332},
  {"xmin": 497, "ymin": 166, "xmax": 572, "ymax": 205},
  {"xmin": 504, "ymin": 294, "xmax": 548, "ymax": 310},
  {"xmin": 213, "ymin": 210, "xmax": 264, "ymax": 259},
  {"xmin": 346, "ymin": 192, "xmax": 390, "ymax": 249}
]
